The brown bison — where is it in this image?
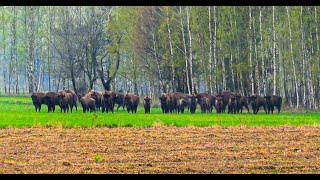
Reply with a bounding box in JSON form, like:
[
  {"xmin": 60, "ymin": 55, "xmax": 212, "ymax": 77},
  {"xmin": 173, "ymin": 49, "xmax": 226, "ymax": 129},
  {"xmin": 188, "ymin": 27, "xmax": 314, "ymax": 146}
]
[
  {"xmin": 62, "ymin": 89, "xmax": 78, "ymax": 111},
  {"xmin": 143, "ymin": 96, "xmax": 151, "ymax": 114},
  {"xmin": 87, "ymin": 90, "xmax": 102, "ymax": 110},
  {"xmin": 235, "ymin": 93, "xmax": 250, "ymax": 113},
  {"xmin": 228, "ymin": 95, "xmax": 237, "ymax": 114},
  {"xmin": 200, "ymin": 97, "xmax": 211, "ymax": 113},
  {"xmin": 115, "ymin": 92, "xmax": 125, "ymax": 111},
  {"xmin": 57, "ymin": 91, "xmax": 74, "ymax": 113},
  {"xmin": 215, "ymin": 97, "xmax": 223, "ymax": 114},
  {"xmin": 196, "ymin": 93, "xmax": 216, "ymax": 113},
  {"xmin": 172, "ymin": 92, "xmax": 190, "ymax": 112},
  {"xmin": 248, "ymin": 95, "xmax": 267, "ymax": 114},
  {"xmin": 102, "ymin": 91, "xmax": 117, "ymax": 113},
  {"xmin": 177, "ymin": 99, "xmax": 188, "ymax": 114},
  {"xmin": 217, "ymin": 91, "xmax": 232, "ymax": 113},
  {"xmin": 124, "ymin": 93, "xmax": 140, "ymax": 113},
  {"xmin": 79, "ymin": 95, "xmax": 96, "ymax": 113},
  {"xmin": 189, "ymin": 94, "xmax": 197, "ymax": 114},
  {"xmin": 264, "ymin": 94, "xmax": 282, "ymax": 114},
  {"xmin": 159, "ymin": 93, "xmax": 170, "ymax": 113},
  {"xmin": 43, "ymin": 92, "xmax": 59, "ymax": 113},
  {"xmin": 31, "ymin": 92, "xmax": 46, "ymax": 112}
]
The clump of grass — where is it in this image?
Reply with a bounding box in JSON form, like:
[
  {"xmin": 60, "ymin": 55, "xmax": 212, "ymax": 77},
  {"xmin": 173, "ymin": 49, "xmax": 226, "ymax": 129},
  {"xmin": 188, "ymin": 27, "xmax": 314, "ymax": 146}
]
[{"xmin": 94, "ymin": 154, "xmax": 103, "ymax": 162}]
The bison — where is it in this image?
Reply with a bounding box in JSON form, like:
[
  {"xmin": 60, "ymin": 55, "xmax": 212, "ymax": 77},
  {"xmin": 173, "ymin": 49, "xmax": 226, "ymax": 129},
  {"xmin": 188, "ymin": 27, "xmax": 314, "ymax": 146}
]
[
  {"xmin": 57, "ymin": 91, "xmax": 74, "ymax": 113},
  {"xmin": 115, "ymin": 92, "xmax": 125, "ymax": 111},
  {"xmin": 215, "ymin": 97, "xmax": 223, "ymax": 114},
  {"xmin": 124, "ymin": 93, "xmax": 140, "ymax": 113},
  {"xmin": 177, "ymin": 99, "xmax": 188, "ymax": 114},
  {"xmin": 189, "ymin": 94, "xmax": 197, "ymax": 114},
  {"xmin": 31, "ymin": 92, "xmax": 46, "ymax": 112},
  {"xmin": 62, "ymin": 89, "xmax": 78, "ymax": 111},
  {"xmin": 217, "ymin": 91, "xmax": 232, "ymax": 113},
  {"xmin": 143, "ymin": 96, "xmax": 151, "ymax": 114},
  {"xmin": 228, "ymin": 95, "xmax": 237, "ymax": 114},
  {"xmin": 159, "ymin": 93, "xmax": 170, "ymax": 113},
  {"xmin": 235, "ymin": 93, "xmax": 250, "ymax": 113},
  {"xmin": 87, "ymin": 90, "xmax": 102, "ymax": 110},
  {"xmin": 196, "ymin": 93, "xmax": 216, "ymax": 113},
  {"xmin": 248, "ymin": 95, "xmax": 267, "ymax": 114},
  {"xmin": 79, "ymin": 95, "xmax": 96, "ymax": 113},
  {"xmin": 43, "ymin": 92, "xmax": 59, "ymax": 113},
  {"xmin": 264, "ymin": 94, "xmax": 282, "ymax": 114},
  {"xmin": 102, "ymin": 91, "xmax": 117, "ymax": 113}
]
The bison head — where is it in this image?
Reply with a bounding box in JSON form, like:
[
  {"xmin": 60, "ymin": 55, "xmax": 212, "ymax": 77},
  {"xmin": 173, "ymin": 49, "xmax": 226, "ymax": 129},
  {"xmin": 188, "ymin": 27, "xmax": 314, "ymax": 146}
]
[
  {"xmin": 159, "ymin": 93, "xmax": 167, "ymax": 104},
  {"xmin": 144, "ymin": 96, "xmax": 151, "ymax": 105}
]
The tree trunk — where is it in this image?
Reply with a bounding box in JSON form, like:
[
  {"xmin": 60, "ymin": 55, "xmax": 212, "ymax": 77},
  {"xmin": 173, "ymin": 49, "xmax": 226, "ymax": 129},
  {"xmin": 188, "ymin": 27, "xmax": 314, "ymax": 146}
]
[
  {"xmin": 166, "ymin": 7, "xmax": 175, "ymax": 92},
  {"xmin": 213, "ymin": 6, "xmax": 217, "ymax": 94},
  {"xmin": 208, "ymin": 6, "xmax": 213, "ymax": 94},
  {"xmin": 186, "ymin": 6, "xmax": 194, "ymax": 94},
  {"xmin": 300, "ymin": 7, "xmax": 306, "ymax": 107},
  {"xmin": 260, "ymin": 7, "xmax": 266, "ymax": 95},
  {"xmin": 314, "ymin": 7, "xmax": 319, "ymax": 109},
  {"xmin": 272, "ymin": 6, "xmax": 277, "ymax": 95},
  {"xmin": 286, "ymin": 6, "xmax": 299, "ymax": 108},
  {"xmin": 253, "ymin": 7, "xmax": 259, "ymax": 94},
  {"xmin": 249, "ymin": 6, "xmax": 254, "ymax": 95},
  {"xmin": 179, "ymin": 6, "xmax": 190, "ymax": 94}
]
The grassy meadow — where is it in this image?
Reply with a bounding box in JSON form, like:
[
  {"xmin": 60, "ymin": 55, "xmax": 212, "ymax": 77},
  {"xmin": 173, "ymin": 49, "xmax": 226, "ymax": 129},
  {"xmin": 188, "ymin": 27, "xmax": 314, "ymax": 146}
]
[{"xmin": 0, "ymin": 96, "xmax": 320, "ymax": 128}]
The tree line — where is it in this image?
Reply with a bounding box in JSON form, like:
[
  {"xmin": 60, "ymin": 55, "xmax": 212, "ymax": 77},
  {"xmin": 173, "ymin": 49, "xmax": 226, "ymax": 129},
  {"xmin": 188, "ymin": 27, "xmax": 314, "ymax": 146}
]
[{"xmin": 0, "ymin": 6, "xmax": 319, "ymax": 109}]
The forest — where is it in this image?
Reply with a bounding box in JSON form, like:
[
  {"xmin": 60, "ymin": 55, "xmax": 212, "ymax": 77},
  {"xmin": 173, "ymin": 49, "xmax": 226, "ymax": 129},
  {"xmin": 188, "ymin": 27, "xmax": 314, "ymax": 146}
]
[{"xmin": 0, "ymin": 6, "xmax": 319, "ymax": 109}]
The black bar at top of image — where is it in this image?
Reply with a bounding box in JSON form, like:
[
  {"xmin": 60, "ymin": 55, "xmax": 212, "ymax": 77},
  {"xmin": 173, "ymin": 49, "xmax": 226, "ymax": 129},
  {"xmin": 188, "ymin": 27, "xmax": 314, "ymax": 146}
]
[{"xmin": 1, "ymin": 0, "xmax": 320, "ymax": 6}]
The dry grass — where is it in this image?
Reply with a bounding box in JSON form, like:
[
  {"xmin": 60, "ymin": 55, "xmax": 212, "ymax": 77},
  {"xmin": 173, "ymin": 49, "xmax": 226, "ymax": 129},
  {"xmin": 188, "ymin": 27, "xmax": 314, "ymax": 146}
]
[{"xmin": 1, "ymin": 126, "xmax": 320, "ymax": 174}]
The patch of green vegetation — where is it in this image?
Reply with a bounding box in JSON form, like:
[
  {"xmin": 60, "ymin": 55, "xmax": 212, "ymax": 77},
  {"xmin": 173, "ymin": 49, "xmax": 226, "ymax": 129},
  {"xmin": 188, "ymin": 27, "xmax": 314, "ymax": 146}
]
[
  {"xmin": 94, "ymin": 154, "xmax": 103, "ymax": 162},
  {"xmin": 0, "ymin": 97, "xmax": 320, "ymax": 128}
]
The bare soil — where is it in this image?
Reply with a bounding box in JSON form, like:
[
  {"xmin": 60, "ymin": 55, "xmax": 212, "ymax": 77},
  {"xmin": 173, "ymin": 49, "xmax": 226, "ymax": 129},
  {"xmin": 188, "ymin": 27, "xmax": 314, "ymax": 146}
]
[{"xmin": 1, "ymin": 125, "xmax": 320, "ymax": 174}]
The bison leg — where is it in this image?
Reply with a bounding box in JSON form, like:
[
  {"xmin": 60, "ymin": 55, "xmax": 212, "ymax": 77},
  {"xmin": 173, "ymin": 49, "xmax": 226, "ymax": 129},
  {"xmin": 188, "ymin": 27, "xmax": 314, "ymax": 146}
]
[{"xmin": 263, "ymin": 105, "xmax": 267, "ymax": 114}]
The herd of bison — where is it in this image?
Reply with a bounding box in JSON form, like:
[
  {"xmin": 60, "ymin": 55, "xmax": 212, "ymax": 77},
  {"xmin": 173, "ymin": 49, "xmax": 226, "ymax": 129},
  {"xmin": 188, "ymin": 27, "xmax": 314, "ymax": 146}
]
[{"xmin": 30, "ymin": 90, "xmax": 282, "ymax": 115}]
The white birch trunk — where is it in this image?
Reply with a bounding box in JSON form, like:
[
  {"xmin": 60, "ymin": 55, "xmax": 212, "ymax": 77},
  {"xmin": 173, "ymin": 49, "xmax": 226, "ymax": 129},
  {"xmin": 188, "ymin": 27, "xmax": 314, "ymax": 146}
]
[
  {"xmin": 300, "ymin": 7, "xmax": 306, "ymax": 107},
  {"xmin": 213, "ymin": 6, "xmax": 217, "ymax": 94},
  {"xmin": 208, "ymin": 6, "xmax": 213, "ymax": 94},
  {"xmin": 286, "ymin": 6, "xmax": 299, "ymax": 108},
  {"xmin": 249, "ymin": 7, "xmax": 254, "ymax": 95},
  {"xmin": 166, "ymin": 7, "xmax": 175, "ymax": 92},
  {"xmin": 186, "ymin": 6, "xmax": 194, "ymax": 94},
  {"xmin": 220, "ymin": 43, "xmax": 226, "ymax": 90},
  {"xmin": 314, "ymin": 7, "xmax": 319, "ymax": 109},
  {"xmin": 229, "ymin": 10, "xmax": 235, "ymax": 92},
  {"xmin": 260, "ymin": 7, "xmax": 266, "ymax": 95},
  {"xmin": 272, "ymin": 6, "xmax": 277, "ymax": 95},
  {"xmin": 253, "ymin": 8, "xmax": 259, "ymax": 95},
  {"xmin": 179, "ymin": 6, "xmax": 190, "ymax": 95}
]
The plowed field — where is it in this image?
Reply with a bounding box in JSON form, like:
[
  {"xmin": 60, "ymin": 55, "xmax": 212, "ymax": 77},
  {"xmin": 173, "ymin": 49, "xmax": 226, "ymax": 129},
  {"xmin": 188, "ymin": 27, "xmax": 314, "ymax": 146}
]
[{"xmin": 1, "ymin": 126, "xmax": 320, "ymax": 174}]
